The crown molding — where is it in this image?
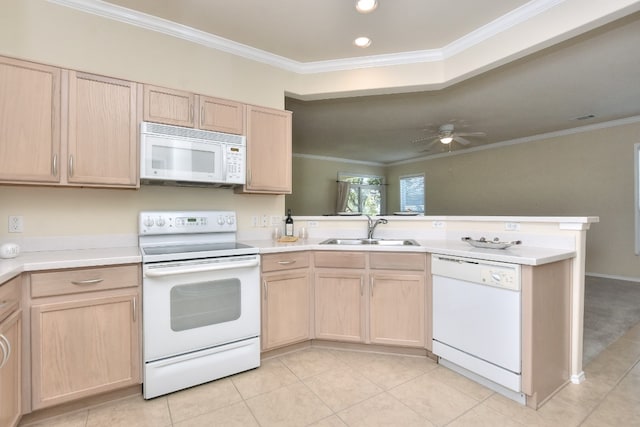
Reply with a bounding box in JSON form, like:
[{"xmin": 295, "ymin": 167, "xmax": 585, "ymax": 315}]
[
  {"xmin": 47, "ymin": 0, "xmax": 565, "ymax": 74},
  {"xmin": 293, "ymin": 153, "xmax": 385, "ymax": 167}
]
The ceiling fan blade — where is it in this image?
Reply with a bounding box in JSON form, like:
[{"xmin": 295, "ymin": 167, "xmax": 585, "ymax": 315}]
[
  {"xmin": 418, "ymin": 138, "xmax": 440, "ymax": 151},
  {"xmin": 410, "ymin": 134, "xmax": 439, "ymax": 144},
  {"xmin": 456, "ymin": 131, "xmax": 486, "ymax": 137},
  {"xmin": 454, "ymin": 136, "xmax": 472, "ymax": 145}
]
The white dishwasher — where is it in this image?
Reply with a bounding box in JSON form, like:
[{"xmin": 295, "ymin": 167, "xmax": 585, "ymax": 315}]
[{"xmin": 431, "ymin": 254, "xmax": 525, "ymax": 404}]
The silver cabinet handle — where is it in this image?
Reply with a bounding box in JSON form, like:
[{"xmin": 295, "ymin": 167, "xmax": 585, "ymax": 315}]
[
  {"xmin": 69, "ymin": 155, "xmax": 74, "ymax": 177},
  {"xmin": 360, "ymin": 277, "xmax": 364, "ymax": 296},
  {"xmin": 0, "ymin": 334, "xmax": 10, "ymax": 369},
  {"xmin": 52, "ymin": 154, "xmax": 58, "ymax": 176},
  {"xmin": 277, "ymin": 260, "xmax": 296, "ymax": 265},
  {"xmin": 71, "ymin": 278, "xmax": 104, "ymax": 286},
  {"xmin": 132, "ymin": 297, "xmax": 137, "ymax": 322},
  {"xmin": 190, "ymin": 104, "xmax": 194, "ymax": 123},
  {"xmin": 263, "ymin": 280, "xmax": 267, "ymax": 300},
  {"xmin": 370, "ymin": 276, "xmax": 374, "ymax": 297},
  {"xmin": 200, "ymin": 106, "xmax": 204, "ymax": 126}
]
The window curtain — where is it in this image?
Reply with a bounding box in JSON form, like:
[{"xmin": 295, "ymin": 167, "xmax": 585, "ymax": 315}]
[{"xmin": 335, "ymin": 181, "xmax": 350, "ymax": 213}]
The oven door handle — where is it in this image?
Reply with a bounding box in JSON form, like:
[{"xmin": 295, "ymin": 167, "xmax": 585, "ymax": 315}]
[{"xmin": 144, "ymin": 259, "xmax": 259, "ymax": 277}]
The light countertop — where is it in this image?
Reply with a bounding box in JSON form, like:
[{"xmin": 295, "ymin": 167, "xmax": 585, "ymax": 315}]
[{"xmin": 0, "ymin": 238, "xmax": 575, "ymax": 285}]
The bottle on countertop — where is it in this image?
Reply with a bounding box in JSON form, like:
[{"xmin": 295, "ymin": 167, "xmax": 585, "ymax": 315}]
[{"xmin": 285, "ymin": 209, "xmax": 294, "ymax": 236}]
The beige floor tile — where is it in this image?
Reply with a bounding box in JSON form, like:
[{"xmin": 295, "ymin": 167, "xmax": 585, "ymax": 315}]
[
  {"xmin": 610, "ymin": 370, "xmax": 640, "ymax": 402},
  {"xmin": 86, "ymin": 395, "xmax": 171, "ymax": 427},
  {"xmin": 425, "ymin": 366, "xmax": 494, "ymax": 401},
  {"xmin": 307, "ymin": 414, "xmax": 349, "ymax": 426},
  {"xmin": 337, "ymin": 392, "xmax": 433, "ymax": 427},
  {"xmin": 605, "ymin": 336, "xmax": 640, "ymax": 365},
  {"xmin": 335, "ymin": 351, "xmax": 437, "ymax": 390},
  {"xmin": 484, "ymin": 393, "xmax": 548, "ymax": 426},
  {"xmin": 24, "ymin": 410, "xmax": 88, "ymax": 427},
  {"xmin": 230, "ymin": 358, "xmax": 299, "ymax": 399},
  {"xmin": 279, "ymin": 348, "xmax": 348, "ymax": 379},
  {"xmin": 447, "ymin": 403, "xmax": 525, "ymax": 427},
  {"xmin": 303, "ymin": 367, "xmax": 383, "ymax": 412},
  {"xmin": 580, "ymin": 391, "xmax": 640, "ymax": 427},
  {"xmin": 172, "ymin": 401, "xmax": 259, "ymax": 427},
  {"xmin": 167, "ymin": 378, "xmax": 243, "ymax": 423},
  {"xmin": 622, "ymin": 322, "xmax": 640, "ymax": 343},
  {"xmin": 388, "ymin": 371, "xmax": 480, "ymax": 425},
  {"xmin": 584, "ymin": 347, "xmax": 636, "ymax": 389},
  {"xmin": 245, "ymin": 381, "xmax": 332, "ymax": 427}
]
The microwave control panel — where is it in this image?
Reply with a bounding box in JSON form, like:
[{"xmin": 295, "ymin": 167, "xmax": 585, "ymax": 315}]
[{"xmin": 225, "ymin": 145, "xmax": 245, "ymax": 184}]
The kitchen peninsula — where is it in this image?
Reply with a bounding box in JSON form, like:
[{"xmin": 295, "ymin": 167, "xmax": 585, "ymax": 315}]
[{"xmin": 1, "ymin": 215, "xmax": 596, "ymax": 422}]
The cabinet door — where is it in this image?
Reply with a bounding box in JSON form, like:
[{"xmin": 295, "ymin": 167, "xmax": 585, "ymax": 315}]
[
  {"xmin": 67, "ymin": 72, "xmax": 138, "ymax": 186},
  {"xmin": 261, "ymin": 270, "xmax": 310, "ymax": 351},
  {"xmin": 369, "ymin": 272, "xmax": 425, "ymax": 347},
  {"xmin": 315, "ymin": 271, "xmax": 365, "ymax": 342},
  {"xmin": 0, "ymin": 310, "xmax": 21, "ymax": 427},
  {"xmin": 143, "ymin": 84, "xmax": 195, "ymax": 127},
  {"xmin": 0, "ymin": 57, "xmax": 61, "ymax": 183},
  {"xmin": 242, "ymin": 105, "xmax": 292, "ymax": 194},
  {"xmin": 31, "ymin": 291, "xmax": 140, "ymax": 410},
  {"xmin": 199, "ymin": 96, "xmax": 244, "ymax": 134}
]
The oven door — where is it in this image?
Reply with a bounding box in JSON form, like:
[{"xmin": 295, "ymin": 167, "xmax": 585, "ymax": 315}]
[{"xmin": 142, "ymin": 254, "xmax": 260, "ymax": 362}]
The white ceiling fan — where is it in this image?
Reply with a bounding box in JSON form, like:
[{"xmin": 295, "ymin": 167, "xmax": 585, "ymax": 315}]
[{"xmin": 412, "ymin": 123, "xmax": 486, "ymax": 152}]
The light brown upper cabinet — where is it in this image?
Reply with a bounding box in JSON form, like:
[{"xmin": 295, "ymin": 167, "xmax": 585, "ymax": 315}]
[
  {"xmin": 142, "ymin": 85, "xmax": 244, "ymax": 134},
  {"xmin": 238, "ymin": 105, "xmax": 292, "ymax": 194},
  {"xmin": 0, "ymin": 57, "xmax": 138, "ymax": 188},
  {"xmin": 66, "ymin": 72, "xmax": 138, "ymax": 187},
  {"xmin": 0, "ymin": 57, "xmax": 61, "ymax": 183}
]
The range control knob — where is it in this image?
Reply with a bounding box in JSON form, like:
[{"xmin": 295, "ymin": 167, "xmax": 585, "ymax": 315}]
[
  {"xmin": 226, "ymin": 216, "xmax": 235, "ymax": 225},
  {"xmin": 143, "ymin": 216, "xmax": 155, "ymax": 227},
  {"xmin": 155, "ymin": 217, "xmax": 166, "ymax": 227},
  {"xmin": 217, "ymin": 216, "xmax": 226, "ymax": 225}
]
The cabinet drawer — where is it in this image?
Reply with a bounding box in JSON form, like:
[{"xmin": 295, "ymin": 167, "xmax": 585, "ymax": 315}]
[
  {"xmin": 31, "ymin": 264, "xmax": 140, "ymax": 298},
  {"xmin": 314, "ymin": 251, "xmax": 366, "ymax": 269},
  {"xmin": 262, "ymin": 252, "xmax": 309, "ymax": 273},
  {"xmin": 369, "ymin": 252, "xmax": 426, "ymax": 271}
]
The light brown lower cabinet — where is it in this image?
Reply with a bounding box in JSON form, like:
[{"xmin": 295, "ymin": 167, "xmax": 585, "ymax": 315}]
[
  {"xmin": 313, "ymin": 251, "xmax": 427, "ymax": 348},
  {"xmin": 0, "ymin": 310, "xmax": 21, "ymax": 427},
  {"xmin": 261, "ymin": 252, "xmax": 311, "ymax": 351},
  {"xmin": 369, "ymin": 271, "xmax": 425, "ymax": 347},
  {"xmin": 29, "ymin": 265, "xmax": 141, "ymax": 410}
]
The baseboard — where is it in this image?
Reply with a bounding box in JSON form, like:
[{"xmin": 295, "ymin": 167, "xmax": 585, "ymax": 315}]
[
  {"xmin": 586, "ymin": 272, "xmax": 640, "ymax": 283},
  {"xmin": 571, "ymin": 371, "xmax": 586, "ymax": 384}
]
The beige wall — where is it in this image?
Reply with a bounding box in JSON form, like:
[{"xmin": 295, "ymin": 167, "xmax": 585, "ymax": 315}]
[
  {"xmin": 286, "ymin": 156, "xmax": 386, "ymax": 215},
  {"xmin": 386, "ymin": 121, "xmax": 640, "ymax": 279}
]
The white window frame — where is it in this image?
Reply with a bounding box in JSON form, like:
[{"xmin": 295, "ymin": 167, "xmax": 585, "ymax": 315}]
[
  {"xmin": 337, "ymin": 172, "xmax": 386, "ymax": 215},
  {"xmin": 399, "ymin": 173, "xmax": 425, "ymax": 214}
]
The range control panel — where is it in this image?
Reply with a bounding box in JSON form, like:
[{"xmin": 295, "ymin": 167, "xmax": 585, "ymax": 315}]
[{"xmin": 139, "ymin": 211, "xmax": 237, "ymax": 234}]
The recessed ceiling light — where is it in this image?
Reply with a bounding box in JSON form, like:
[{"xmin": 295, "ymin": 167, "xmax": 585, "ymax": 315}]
[
  {"xmin": 354, "ymin": 36, "xmax": 372, "ymax": 48},
  {"xmin": 356, "ymin": 0, "xmax": 378, "ymax": 13}
]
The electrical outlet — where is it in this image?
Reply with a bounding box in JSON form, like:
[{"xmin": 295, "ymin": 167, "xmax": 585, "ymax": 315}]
[
  {"xmin": 505, "ymin": 222, "xmax": 521, "ymax": 231},
  {"xmin": 251, "ymin": 216, "xmax": 259, "ymax": 227},
  {"xmin": 8, "ymin": 215, "xmax": 23, "ymax": 233},
  {"xmin": 261, "ymin": 215, "xmax": 269, "ymax": 227},
  {"xmin": 307, "ymin": 221, "xmax": 319, "ymax": 228},
  {"xmin": 270, "ymin": 216, "xmax": 281, "ymax": 226},
  {"xmin": 432, "ymin": 221, "xmax": 445, "ymax": 229}
]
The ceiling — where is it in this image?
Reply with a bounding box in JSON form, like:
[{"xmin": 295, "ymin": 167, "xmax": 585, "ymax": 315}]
[{"xmin": 97, "ymin": 0, "xmax": 640, "ymax": 163}]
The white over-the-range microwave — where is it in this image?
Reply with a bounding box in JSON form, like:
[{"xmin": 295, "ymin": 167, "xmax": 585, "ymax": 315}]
[{"xmin": 140, "ymin": 121, "xmax": 246, "ymax": 187}]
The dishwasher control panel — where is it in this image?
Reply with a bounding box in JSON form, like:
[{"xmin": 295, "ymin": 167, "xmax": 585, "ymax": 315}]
[
  {"xmin": 431, "ymin": 254, "xmax": 521, "ymax": 291},
  {"xmin": 480, "ymin": 267, "xmax": 519, "ymax": 290}
]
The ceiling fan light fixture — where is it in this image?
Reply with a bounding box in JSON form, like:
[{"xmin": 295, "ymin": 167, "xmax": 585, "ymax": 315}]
[
  {"xmin": 355, "ymin": 0, "xmax": 378, "ymax": 13},
  {"xmin": 440, "ymin": 136, "xmax": 453, "ymax": 144},
  {"xmin": 354, "ymin": 36, "xmax": 372, "ymax": 48}
]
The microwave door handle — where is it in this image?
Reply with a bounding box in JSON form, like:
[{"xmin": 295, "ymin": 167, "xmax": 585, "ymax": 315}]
[
  {"xmin": 222, "ymin": 146, "xmax": 228, "ymax": 181},
  {"xmin": 144, "ymin": 259, "xmax": 259, "ymax": 278}
]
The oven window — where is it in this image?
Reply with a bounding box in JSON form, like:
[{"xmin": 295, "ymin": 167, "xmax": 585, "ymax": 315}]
[{"xmin": 170, "ymin": 279, "xmax": 241, "ymax": 331}]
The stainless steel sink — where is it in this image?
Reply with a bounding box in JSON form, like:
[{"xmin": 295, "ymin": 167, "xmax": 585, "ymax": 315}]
[{"xmin": 319, "ymin": 238, "xmax": 419, "ymax": 246}]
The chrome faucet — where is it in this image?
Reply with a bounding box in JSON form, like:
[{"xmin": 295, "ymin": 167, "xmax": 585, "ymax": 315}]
[{"xmin": 366, "ymin": 215, "xmax": 388, "ymax": 239}]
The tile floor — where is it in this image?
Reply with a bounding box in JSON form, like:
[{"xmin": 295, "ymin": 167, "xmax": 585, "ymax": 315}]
[{"xmin": 21, "ymin": 321, "xmax": 640, "ymax": 427}]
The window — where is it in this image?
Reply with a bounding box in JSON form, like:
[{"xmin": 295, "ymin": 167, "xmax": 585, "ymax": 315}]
[
  {"xmin": 337, "ymin": 172, "xmax": 385, "ymax": 215},
  {"xmin": 400, "ymin": 174, "xmax": 425, "ymax": 213}
]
